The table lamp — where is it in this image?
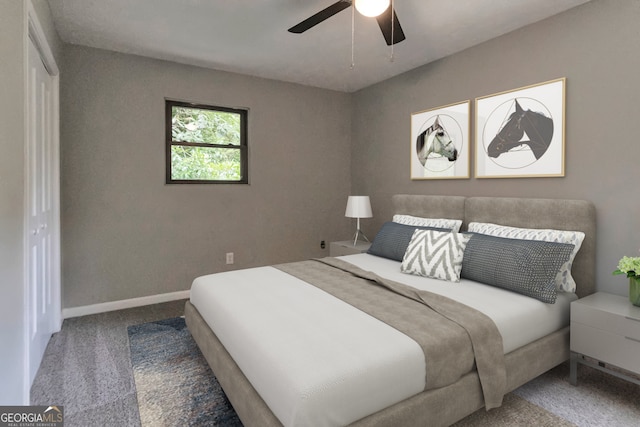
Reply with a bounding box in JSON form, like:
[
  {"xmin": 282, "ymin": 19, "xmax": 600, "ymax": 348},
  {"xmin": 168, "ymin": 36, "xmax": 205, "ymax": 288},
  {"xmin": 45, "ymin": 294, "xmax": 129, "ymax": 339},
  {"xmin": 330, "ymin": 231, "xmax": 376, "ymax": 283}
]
[{"xmin": 345, "ymin": 196, "xmax": 373, "ymax": 246}]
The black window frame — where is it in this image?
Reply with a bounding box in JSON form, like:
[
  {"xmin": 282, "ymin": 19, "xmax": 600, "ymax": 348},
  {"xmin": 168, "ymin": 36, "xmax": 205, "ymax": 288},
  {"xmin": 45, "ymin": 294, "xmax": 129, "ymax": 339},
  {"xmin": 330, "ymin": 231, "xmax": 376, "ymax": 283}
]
[{"xmin": 165, "ymin": 99, "xmax": 248, "ymax": 184}]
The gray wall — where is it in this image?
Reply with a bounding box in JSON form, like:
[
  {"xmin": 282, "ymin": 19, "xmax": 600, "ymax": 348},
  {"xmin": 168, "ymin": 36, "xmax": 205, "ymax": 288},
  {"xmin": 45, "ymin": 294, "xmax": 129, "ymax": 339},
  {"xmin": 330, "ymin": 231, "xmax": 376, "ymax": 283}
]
[
  {"xmin": 61, "ymin": 45, "xmax": 352, "ymax": 308},
  {"xmin": 49, "ymin": 0, "xmax": 640, "ymax": 307},
  {"xmin": 351, "ymin": 0, "xmax": 640, "ymax": 297},
  {"xmin": 0, "ymin": 0, "xmax": 62, "ymax": 405}
]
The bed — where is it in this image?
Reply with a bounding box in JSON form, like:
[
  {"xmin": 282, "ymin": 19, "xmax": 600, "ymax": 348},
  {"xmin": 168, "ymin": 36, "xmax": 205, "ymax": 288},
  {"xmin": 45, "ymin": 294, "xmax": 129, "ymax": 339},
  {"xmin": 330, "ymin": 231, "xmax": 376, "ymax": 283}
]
[{"xmin": 185, "ymin": 195, "xmax": 596, "ymax": 427}]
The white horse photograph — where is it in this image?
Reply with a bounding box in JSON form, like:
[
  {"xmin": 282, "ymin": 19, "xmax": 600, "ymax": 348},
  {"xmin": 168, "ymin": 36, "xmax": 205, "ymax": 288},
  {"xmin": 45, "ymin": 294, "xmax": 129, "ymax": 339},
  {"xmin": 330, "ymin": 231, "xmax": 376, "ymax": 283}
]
[
  {"xmin": 416, "ymin": 117, "xmax": 457, "ymax": 166},
  {"xmin": 410, "ymin": 101, "xmax": 470, "ymax": 180}
]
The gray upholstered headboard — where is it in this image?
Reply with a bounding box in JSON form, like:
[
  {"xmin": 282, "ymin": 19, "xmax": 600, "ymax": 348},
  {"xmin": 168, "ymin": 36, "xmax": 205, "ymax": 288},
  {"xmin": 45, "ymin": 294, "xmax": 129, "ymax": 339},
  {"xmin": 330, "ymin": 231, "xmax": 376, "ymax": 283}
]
[{"xmin": 392, "ymin": 194, "xmax": 596, "ymax": 298}]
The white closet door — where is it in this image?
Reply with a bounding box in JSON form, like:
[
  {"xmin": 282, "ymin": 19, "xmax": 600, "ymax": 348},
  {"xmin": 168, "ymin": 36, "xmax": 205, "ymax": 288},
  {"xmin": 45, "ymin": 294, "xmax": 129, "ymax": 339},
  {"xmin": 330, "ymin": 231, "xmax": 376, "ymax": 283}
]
[{"xmin": 26, "ymin": 34, "xmax": 60, "ymax": 386}]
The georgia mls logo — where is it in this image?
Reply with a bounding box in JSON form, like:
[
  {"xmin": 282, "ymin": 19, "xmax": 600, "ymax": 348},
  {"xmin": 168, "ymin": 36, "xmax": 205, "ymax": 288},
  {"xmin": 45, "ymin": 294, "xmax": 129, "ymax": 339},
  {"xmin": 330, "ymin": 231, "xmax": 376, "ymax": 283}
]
[
  {"xmin": 0, "ymin": 405, "xmax": 63, "ymax": 427},
  {"xmin": 44, "ymin": 406, "xmax": 63, "ymax": 421}
]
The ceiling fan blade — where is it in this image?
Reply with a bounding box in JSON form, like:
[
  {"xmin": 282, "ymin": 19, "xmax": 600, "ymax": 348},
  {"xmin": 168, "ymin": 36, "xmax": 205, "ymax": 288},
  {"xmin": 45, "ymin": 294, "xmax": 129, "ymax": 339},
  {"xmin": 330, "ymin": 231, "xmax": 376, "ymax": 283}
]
[
  {"xmin": 288, "ymin": 1, "xmax": 352, "ymax": 34},
  {"xmin": 376, "ymin": 7, "xmax": 406, "ymax": 45}
]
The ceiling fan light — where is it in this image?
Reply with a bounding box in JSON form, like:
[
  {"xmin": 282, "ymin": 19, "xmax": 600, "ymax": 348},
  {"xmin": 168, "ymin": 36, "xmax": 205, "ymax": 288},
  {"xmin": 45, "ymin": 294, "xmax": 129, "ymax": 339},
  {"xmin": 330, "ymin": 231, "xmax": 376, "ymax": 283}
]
[{"xmin": 354, "ymin": 0, "xmax": 390, "ymax": 18}]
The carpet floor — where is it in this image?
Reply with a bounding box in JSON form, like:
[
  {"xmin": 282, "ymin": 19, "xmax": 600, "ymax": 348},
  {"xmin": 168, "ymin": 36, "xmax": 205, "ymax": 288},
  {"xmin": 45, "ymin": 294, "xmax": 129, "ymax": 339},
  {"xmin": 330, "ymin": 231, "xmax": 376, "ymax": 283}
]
[{"xmin": 32, "ymin": 301, "xmax": 640, "ymax": 426}]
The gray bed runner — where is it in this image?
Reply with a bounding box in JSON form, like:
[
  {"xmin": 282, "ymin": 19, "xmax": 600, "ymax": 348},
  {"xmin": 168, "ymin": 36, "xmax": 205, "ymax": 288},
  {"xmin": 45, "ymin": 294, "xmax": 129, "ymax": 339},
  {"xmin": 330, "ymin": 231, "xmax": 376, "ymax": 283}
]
[{"xmin": 275, "ymin": 257, "xmax": 506, "ymax": 409}]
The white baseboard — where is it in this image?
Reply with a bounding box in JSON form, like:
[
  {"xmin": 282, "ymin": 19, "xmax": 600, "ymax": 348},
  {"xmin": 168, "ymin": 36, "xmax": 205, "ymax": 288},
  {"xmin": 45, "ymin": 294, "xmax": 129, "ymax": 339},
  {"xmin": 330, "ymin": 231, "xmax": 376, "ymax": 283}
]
[{"xmin": 62, "ymin": 290, "xmax": 190, "ymax": 319}]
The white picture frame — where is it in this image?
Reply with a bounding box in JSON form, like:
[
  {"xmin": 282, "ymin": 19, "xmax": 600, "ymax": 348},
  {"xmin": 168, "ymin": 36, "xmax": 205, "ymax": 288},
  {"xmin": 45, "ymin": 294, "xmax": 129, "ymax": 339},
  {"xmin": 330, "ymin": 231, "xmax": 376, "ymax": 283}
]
[
  {"xmin": 410, "ymin": 100, "xmax": 470, "ymax": 180},
  {"xmin": 475, "ymin": 78, "xmax": 565, "ymax": 178}
]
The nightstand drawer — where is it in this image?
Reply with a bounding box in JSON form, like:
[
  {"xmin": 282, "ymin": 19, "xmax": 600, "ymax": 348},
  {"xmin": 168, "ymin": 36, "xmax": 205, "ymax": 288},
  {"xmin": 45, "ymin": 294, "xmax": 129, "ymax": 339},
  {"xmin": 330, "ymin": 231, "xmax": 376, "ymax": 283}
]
[
  {"xmin": 571, "ymin": 322, "xmax": 640, "ymax": 373},
  {"xmin": 572, "ymin": 299, "xmax": 640, "ymax": 341}
]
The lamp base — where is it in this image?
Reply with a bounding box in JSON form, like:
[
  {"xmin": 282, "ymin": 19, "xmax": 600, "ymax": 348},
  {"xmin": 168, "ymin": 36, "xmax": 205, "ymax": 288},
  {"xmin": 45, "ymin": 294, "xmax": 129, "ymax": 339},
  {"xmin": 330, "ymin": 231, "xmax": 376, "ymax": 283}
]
[{"xmin": 352, "ymin": 229, "xmax": 370, "ymax": 246}]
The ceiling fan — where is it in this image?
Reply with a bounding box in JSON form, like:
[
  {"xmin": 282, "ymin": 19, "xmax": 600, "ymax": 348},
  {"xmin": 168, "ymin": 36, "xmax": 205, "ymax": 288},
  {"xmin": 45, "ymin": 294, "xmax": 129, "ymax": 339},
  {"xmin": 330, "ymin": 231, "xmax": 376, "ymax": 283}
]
[{"xmin": 288, "ymin": 0, "xmax": 406, "ymax": 46}]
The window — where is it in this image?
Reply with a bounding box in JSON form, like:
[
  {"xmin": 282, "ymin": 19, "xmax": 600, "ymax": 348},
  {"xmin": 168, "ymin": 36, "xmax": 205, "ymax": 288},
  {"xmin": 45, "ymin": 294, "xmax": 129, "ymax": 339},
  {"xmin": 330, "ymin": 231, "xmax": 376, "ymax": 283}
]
[{"xmin": 166, "ymin": 100, "xmax": 248, "ymax": 184}]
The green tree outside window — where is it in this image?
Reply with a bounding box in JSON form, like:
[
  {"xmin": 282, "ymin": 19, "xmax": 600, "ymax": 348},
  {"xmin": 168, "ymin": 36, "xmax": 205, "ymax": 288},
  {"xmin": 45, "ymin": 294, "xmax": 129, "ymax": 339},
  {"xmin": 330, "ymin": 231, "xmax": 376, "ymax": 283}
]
[{"xmin": 166, "ymin": 101, "xmax": 248, "ymax": 183}]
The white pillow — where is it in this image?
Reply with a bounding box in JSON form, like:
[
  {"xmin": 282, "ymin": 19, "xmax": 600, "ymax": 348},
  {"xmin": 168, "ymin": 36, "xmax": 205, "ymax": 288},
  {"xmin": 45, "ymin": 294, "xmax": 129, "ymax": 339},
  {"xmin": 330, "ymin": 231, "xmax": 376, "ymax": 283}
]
[
  {"xmin": 401, "ymin": 230, "xmax": 471, "ymax": 282},
  {"xmin": 467, "ymin": 222, "xmax": 585, "ymax": 293},
  {"xmin": 393, "ymin": 214, "xmax": 462, "ymax": 232}
]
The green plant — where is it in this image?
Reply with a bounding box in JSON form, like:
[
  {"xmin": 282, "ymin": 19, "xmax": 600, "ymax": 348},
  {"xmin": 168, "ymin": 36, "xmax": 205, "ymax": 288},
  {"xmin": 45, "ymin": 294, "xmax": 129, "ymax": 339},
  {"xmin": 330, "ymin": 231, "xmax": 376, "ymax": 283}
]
[{"xmin": 613, "ymin": 255, "xmax": 640, "ymax": 278}]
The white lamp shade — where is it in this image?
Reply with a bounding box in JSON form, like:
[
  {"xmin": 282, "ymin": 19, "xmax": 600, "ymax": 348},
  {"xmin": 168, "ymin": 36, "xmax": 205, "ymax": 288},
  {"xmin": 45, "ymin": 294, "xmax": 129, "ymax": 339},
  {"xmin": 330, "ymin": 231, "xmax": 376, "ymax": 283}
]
[
  {"xmin": 354, "ymin": 0, "xmax": 390, "ymax": 17},
  {"xmin": 345, "ymin": 196, "xmax": 373, "ymax": 218}
]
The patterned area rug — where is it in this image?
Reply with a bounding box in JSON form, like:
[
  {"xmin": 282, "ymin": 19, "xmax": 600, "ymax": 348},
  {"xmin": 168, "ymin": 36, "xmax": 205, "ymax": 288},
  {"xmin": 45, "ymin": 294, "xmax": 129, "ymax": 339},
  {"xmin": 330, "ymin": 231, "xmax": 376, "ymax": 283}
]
[{"xmin": 128, "ymin": 317, "xmax": 242, "ymax": 426}]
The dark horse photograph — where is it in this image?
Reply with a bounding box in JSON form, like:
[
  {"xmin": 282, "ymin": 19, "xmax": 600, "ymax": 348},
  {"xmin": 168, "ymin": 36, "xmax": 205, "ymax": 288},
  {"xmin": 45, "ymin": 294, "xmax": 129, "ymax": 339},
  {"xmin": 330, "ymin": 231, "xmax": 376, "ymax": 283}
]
[
  {"xmin": 486, "ymin": 98, "xmax": 554, "ymax": 164},
  {"xmin": 475, "ymin": 78, "xmax": 565, "ymax": 178}
]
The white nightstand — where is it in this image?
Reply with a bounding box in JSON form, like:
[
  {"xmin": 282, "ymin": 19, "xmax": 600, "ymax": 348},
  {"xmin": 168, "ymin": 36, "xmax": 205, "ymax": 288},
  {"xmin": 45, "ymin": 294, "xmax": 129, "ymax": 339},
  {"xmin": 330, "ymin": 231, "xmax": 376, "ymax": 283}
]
[
  {"xmin": 570, "ymin": 292, "xmax": 640, "ymax": 386},
  {"xmin": 329, "ymin": 240, "xmax": 371, "ymax": 256}
]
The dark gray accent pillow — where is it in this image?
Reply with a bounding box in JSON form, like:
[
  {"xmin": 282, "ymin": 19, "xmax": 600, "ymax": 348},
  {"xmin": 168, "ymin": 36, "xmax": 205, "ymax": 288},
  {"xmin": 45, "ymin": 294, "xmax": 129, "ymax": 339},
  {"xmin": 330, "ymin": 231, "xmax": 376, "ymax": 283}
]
[
  {"xmin": 461, "ymin": 233, "xmax": 574, "ymax": 304},
  {"xmin": 367, "ymin": 222, "xmax": 449, "ymax": 262}
]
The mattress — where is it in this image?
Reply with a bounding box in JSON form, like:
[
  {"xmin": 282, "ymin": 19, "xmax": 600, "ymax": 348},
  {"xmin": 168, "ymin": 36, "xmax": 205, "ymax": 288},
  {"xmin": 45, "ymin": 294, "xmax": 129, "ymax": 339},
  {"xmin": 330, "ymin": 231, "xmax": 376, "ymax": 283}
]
[{"xmin": 189, "ymin": 254, "xmax": 576, "ymax": 427}]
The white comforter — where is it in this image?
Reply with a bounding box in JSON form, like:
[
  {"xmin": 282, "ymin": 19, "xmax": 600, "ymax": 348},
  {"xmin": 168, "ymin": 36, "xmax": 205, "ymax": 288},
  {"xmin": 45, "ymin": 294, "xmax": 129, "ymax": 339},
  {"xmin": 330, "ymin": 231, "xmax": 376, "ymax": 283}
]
[{"xmin": 189, "ymin": 254, "xmax": 576, "ymax": 427}]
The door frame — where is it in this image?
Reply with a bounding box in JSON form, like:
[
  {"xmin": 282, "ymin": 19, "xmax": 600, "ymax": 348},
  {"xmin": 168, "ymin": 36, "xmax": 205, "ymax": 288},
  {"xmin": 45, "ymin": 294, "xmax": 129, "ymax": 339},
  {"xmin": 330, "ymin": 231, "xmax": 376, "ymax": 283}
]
[{"xmin": 23, "ymin": 0, "xmax": 61, "ymax": 403}]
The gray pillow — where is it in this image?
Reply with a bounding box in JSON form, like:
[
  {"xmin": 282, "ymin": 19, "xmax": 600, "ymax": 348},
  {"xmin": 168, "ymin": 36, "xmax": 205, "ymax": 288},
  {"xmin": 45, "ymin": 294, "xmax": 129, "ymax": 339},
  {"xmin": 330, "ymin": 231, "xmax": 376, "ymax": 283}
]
[
  {"xmin": 367, "ymin": 222, "xmax": 449, "ymax": 261},
  {"xmin": 461, "ymin": 233, "xmax": 574, "ymax": 303}
]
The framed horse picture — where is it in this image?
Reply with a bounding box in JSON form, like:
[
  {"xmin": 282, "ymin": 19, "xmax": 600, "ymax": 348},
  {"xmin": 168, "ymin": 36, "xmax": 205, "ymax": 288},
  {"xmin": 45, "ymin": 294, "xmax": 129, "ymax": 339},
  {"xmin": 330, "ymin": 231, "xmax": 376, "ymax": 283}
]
[
  {"xmin": 410, "ymin": 100, "xmax": 470, "ymax": 180},
  {"xmin": 475, "ymin": 78, "xmax": 565, "ymax": 178}
]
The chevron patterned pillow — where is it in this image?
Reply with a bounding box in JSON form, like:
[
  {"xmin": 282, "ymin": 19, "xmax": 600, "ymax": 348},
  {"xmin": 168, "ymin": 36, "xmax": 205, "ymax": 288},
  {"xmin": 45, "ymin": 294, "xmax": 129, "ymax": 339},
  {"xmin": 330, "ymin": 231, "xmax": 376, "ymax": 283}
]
[{"xmin": 401, "ymin": 230, "xmax": 471, "ymax": 282}]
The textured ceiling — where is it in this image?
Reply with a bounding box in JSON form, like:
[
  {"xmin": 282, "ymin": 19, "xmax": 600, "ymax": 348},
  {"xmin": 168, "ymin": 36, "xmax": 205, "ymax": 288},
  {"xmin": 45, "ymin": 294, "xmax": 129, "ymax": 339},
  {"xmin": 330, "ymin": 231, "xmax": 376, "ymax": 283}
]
[{"xmin": 48, "ymin": 0, "xmax": 590, "ymax": 92}]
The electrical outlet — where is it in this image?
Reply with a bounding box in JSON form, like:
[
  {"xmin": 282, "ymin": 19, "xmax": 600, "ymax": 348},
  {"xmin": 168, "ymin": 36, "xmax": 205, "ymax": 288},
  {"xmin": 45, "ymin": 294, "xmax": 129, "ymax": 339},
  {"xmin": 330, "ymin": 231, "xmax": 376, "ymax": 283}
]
[
  {"xmin": 320, "ymin": 240, "xmax": 326, "ymax": 249},
  {"xmin": 226, "ymin": 252, "xmax": 234, "ymax": 264}
]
